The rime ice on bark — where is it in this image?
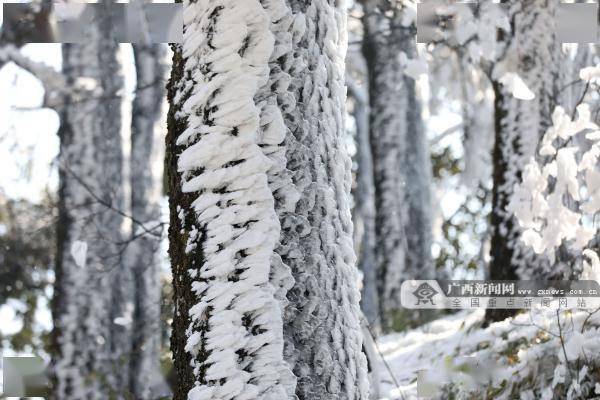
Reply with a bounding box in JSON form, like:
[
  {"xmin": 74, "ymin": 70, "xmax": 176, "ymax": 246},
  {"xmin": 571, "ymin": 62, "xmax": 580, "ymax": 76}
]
[
  {"xmin": 169, "ymin": 1, "xmax": 369, "ymax": 398},
  {"xmin": 172, "ymin": 1, "xmax": 295, "ymax": 398},
  {"xmin": 258, "ymin": 0, "xmax": 369, "ymax": 397},
  {"xmin": 52, "ymin": 4, "xmax": 127, "ymax": 398},
  {"xmin": 267, "ymin": 1, "xmax": 369, "ymax": 398},
  {"xmin": 362, "ymin": 1, "xmax": 434, "ymax": 328}
]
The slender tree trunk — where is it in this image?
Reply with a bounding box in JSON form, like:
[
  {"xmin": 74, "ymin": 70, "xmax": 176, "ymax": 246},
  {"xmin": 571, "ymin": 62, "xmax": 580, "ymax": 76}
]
[
  {"xmin": 348, "ymin": 81, "xmax": 379, "ymax": 332},
  {"xmin": 402, "ymin": 84, "xmax": 435, "ymax": 283},
  {"xmin": 362, "ymin": 1, "xmax": 434, "ymax": 330},
  {"xmin": 485, "ymin": 0, "xmax": 560, "ymax": 324},
  {"xmin": 128, "ymin": 43, "xmax": 169, "ymax": 399},
  {"xmin": 166, "ymin": 1, "xmax": 368, "ymax": 399},
  {"xmin": 52, "ymin": 2, "xmax": 128, "ymax": 398}
]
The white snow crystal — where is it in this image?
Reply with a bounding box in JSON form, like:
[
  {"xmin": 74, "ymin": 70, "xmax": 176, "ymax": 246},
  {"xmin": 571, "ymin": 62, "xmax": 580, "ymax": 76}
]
[
  {"xmin": 499, "ymin": 72, "xmax": 535, "ymax": 100},
  {"xmin": 113, "ymin": 302, "xmax": 134, "ymax": 327},
  {"xmin": 399, "ymin": 51, "xmax": 428, "ymax": 80},
  {"xmin": 564, "ymin": 331, "xmax": 585, "ymax": 361},
  {"xmin": 70, "ymin": 240, "xmax": 87, "ymax": 268},
  {"xmin": 579, "ymin": 65, "xmax": 600, "ymax": 84}
]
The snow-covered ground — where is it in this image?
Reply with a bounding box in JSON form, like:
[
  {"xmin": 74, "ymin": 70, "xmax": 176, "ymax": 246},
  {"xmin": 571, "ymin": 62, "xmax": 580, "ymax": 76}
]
[
  {"xmin": 376, "ymin": 309, "xmax": 484, "ymax": 399},
  {"xmin": 376, "ymin": 308, "xmax": 600, "ymax": 399}
]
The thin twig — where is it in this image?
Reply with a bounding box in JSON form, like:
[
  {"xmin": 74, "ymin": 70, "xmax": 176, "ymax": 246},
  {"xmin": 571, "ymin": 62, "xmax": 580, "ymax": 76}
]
[
  {"xmin": 571, "ymin": 82, "xmax": 590, "ymax": 120},
  {"xmin": 580, "ymin": 306, "xmax": 600, "ymax": 334},
  {"xmin": 362, "ymin": 316, "xmax": 406, "ymax": 400},
  {"xmin": 62, "ymin": 163, "xmax": 164, "ymax": 238},
  {"xmin": 556, "ymin": 309, "xmax": 574, "ymax": 383}
]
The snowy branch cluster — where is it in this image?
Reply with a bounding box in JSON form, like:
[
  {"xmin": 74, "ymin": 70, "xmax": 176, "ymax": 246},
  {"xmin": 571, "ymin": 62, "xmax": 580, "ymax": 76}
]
[{"xmin": 508, "ymin": 65, "xmax": 600, "ymax": 277}]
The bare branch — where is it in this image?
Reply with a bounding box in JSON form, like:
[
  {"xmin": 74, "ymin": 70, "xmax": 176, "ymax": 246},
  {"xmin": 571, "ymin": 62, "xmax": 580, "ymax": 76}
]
[
  {"xmin": 0, "ymin": 45, "xmax": 64, "ymax": 93},
  {"xmin": 61, "ymin": 162, "xmax": 164, "ymax": 239}
]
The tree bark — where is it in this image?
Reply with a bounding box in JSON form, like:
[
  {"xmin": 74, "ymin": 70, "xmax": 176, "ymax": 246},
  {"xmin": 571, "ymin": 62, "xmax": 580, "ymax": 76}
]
[
  {"xmin": 128, "ymin": 42, "xmax": 169, "ymax": 399},
  {"xmin": 362, "ymin": 1, "xmax": 434, "ymax": 330},
  {"xmin": 52, "ymin": 2, "xmax": 128, "ymax": 398},
  {"xmin": 166, "ymin": 1, "xmax": 368, "ymax": 399},
  {"xmin": 166, "ymin": 2, "xmax": 296, "ymax": 399},
  {"xmin": 485, "ymin": 0, "xmax": 560, "ymax": 324},
  {"xmin": 275, "ymin": 1, "xmax": 369, "ymax": 398},
  {"xmin": 348, "ymin": 80, "xmax": 379, "ymax": 332}
]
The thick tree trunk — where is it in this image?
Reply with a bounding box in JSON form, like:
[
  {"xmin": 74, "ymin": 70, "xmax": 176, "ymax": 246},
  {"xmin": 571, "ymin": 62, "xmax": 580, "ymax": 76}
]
[
  {"xmin": 167, "ymin": 1, "xmax": 368, "ymax": 399},
  {"xmin": 362, "ymin": 2, "xmax": 434, "ymax": 330},
  {"xmin": 166, "ymin": 2, "xmax": 296, "ymax": 399},
  {"xmin": 128, "ymin": 43, "xmax": 169, "ymax": 399},
  {"xmin": 52, "ymin": 2, "xmax": 128, "ymax": 398},
  {"xmin": 485, "ymin": 0, "xmax": 560, "ymax": 324},
  {"xmin": 274, "ymin": 1, "xmax": 369, "ymax": 398}
]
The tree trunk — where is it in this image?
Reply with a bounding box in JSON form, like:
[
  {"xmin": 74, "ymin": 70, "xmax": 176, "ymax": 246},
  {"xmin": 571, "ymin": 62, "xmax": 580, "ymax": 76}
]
[
  {"xmin": 348, "ymin": 81, "xmax": 379, "ymax": 332},
  {"xmin": 52, "ymin": 2, "xmax": 128, "ymax": 398},
  {"xmin": 362, "ymin": 2, "xmax": 434, "ymax": 330},
  {"xmin": 485, "ymin": 0, "xmax": 560, "ymax": 324},
  {"xmin": 166, "ymin": 1, "xmax": 368, "ymax": 399},
  {"xmin": 274, "ymin": 1, "xmax": 369, "ymax": 398},
  {"xmin": 166, "ymin": 2, "xmax": 296, "ymax": 399},
  {"xmin": 128, "ymin": 43, "xmax": 169, "ymax": 399}
]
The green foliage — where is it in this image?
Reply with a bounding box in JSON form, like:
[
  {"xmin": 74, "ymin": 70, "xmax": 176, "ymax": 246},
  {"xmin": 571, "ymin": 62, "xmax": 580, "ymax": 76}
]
[
  {"xmin": 431, "ymin": 146, "xmax": 462, "ymax": 179},
  {"xmin": 0, "ymin": 193, "xmax": 55, "ymax": 353},
  {"xmin": 435, "ymin": 184, "xmax": 491, "ymax": 274},
  {"xmin": 387, "ymin": 308, "xmax": 443, "ymax": 332}
]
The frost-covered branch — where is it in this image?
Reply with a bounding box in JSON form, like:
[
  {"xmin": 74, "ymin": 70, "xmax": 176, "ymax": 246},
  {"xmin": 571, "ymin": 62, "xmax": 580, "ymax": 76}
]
[
  {"xmin": 0, "ymin": 44, "xmax": 104, "ymax": 109},
  {"xmin": 509, "ymin": 102, "xmax": 600, "ymax": 264},
  {"xmin": 431, "ymin": 123, "xmax": 463, "ymax": 145},
  {"xmin": 0, "ymin": 45, "xmax": 66, "ymax": 106}
]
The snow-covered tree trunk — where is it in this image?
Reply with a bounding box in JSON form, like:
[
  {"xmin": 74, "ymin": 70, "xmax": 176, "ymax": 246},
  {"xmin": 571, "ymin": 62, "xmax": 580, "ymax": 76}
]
[
  {"xmin": 166, "ymin": 0, "xmax": 368, "ymax": 399},
  {"xmin": 128, "ymin": 43, "xmax": 169, "ymax": 399},
  {"xmin": 486, "ymin": 0, "xmax": 560, "ymax": 323},
  {"xmin": 348, "ymin": 79, "xmax": 379, "ymax": 331},
  {"xmin": 165, "ymin": 2, "xmax": 295, "ymax": 399},
  {"xmin": 362, "ymin": 1, "xmax": 434, "ymax": 329},
  {"xmin": 273, "ymin": 1, "xmax": 369, "ymax": 398},
  {"xmin": 52, "ymin": 3, "xmax": 128, "ymax": 398},
  {"xmin": 402, "ymin": 83, "xmax": 435, "ymax": 283}
]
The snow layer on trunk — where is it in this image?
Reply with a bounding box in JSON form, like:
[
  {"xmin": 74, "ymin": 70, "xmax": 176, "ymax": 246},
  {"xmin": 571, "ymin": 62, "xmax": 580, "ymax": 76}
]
[
  {"xmin": 270, "ymin": 0, "xmax": 370, "ymax": 398},
  {"xmin": 489, "ymin": 0, "xmax": 560, "ymax": 282},
  {"xmin": 175, "ymin": 1, "xmax": 295, "ymax": 398},
  {"xmin": 362, "ymin": 1, "xmax": 434, "ymax": 327}
]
